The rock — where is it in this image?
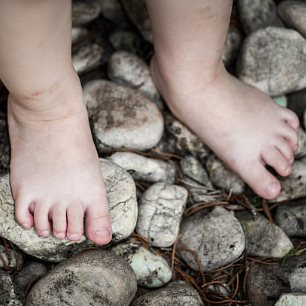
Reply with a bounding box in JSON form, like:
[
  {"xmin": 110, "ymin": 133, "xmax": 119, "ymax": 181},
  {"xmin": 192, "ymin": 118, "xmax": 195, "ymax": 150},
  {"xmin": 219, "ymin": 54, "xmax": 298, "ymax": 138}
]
[
  {"xmin": 269, "ymin": 161, "xmax": 306, "ymax": 202},
  {"xmin": 121, "ymin": 0, "xmax": 153, "ymax": 43},
  {"xmin": 109, "ymin": 152, "xmax": 176, "ymax": 184},
  {"xmin": 71, "ymin": 27, "xmax": 87, "ymax": 44},
  {"xmin": 108, "ymin": 51, "xmax": 163, "ymax": 109},
  {"xmin": 295, "ymin": 128, "xmax": 306, "ymax": 158},
  {"xmin": 180, "ymin": 155, "xmax": 212, "ymax": 187},
  {"xmin": 237, "ymin": 27, "xmax": 306, "ymax": 96},
  {"xmin": 289, "ymin": 268, "xmax": 306, "ymax": 292},
  {"xmin": 206, "ymin": 155, "xmax": 245, "ymax": 194},
  {"xmin": 98, "ymin": 0, "xmax": 129, "ymax": 27},
  {"xmin": 72, "ymin": 0, "xmax": 101, "ymax": 26},
  {"xmin": 236, "ymin": 211, "xmax": 293, "ymax": 257},
  {"xmin": 72, "ymin": 42, "xmax": 109, "ymax": 75},
  {"xmin": 275, "ymin": 293, "xmax": 306, "ymax": 306},
  {"xmin": 237, "ymin": 0, "xmax": 283, "ymax": 34},
  {"xmin": 132, "ymin": 284, "xmax": 204, "ymax": 306},
  {"xmin": 0, "ymin": 118, "xmax": 10, "ymax": 171},
  {"xmin": 273, "ymin": 95, "xmax": 287, "ymax": 108},
  {"xmin": 84, "ymin": 80, "xmax": 164, "ymax": 151},
  {"xmin": 275, "ymin": 198, "xmax": 306, "ymax": 237},
  {"xmin": 0, "ymin": 159, "xmax": 137, "ymax": 262},
  {"xmin": 136, "ymin": 183, "xmax": 188, "ymax": 247},
  {"xmin": 0, "ymin": 244, "xmax": 24, "ymax": 269},
  {"xmin": 222, "ymin": 26, "xmax": 242, "ymax": 67},
  {"xmin": 14, "ymin": 262, "xmax": 48, "ymax": 291},
  {"xmin": 109, "ymin": 30, "xmax": 141, "ymax": 54},
  {"xmin": 157, "ymin": 112, "xmax": 210, "ymax": 160},
  {"xmin": 278, "ymin": 1, "xmax": 306, "ymax": 38},
  {"xmin": 178, "ymin": 206, "xmax": 245, "ymax": 271},
  {"xmin": 288, "ymin": 88, "xmax": 306, "ymax": 125},
  {"xmin": 111, "ymin": 241, "xmax": 172, "ymax": 288},
  {"xmin": 0, "ymin": 270, "xmax": 23, "ymax": 306},
  {"xmin": 25, "ymin": 250, "xmax": 137, "ymax": 306}
]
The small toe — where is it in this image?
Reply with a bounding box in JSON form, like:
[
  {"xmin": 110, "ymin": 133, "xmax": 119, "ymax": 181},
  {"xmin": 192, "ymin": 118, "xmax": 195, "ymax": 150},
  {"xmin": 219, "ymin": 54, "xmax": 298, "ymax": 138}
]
[
  {"xmin": 67, "ymin": 203, "xmax": 84, "ymax": 241},
  {"xmin": 15, "ymin": 197, "xmax": 34, "ymax": 230},
  {"xmin": 275, "ymin": 137, "xmax": 294, "ymax": 163},
  {"xmin": 51, "ymin": 205, "xmax": 67, "ymax": 239},
  {"xmin": 85, "ymin": 201, "xmax": 112, "ymax": 245},
  {"xmin": 281, "ymin": 123, "xmax": 299, "ymax": 151},
  {"xmin": 261, "ymin": 147, "xmax": 291, "ymax": 177},
  {"xmin": 34, "ymin": 203, "xmax": 51, "ymax": 237},
  {"xmin": 282, "ymin": 109, "xmax": 300, "ymax": 130}
]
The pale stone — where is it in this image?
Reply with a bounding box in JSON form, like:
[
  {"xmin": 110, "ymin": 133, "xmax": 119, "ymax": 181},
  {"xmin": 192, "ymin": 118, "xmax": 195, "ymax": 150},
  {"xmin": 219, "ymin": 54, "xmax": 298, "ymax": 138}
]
[
  {"xmin": 72, "ymin": 0, "xmax": 101, "ymax": 26},
  {"xmin": 275, "ymin": 293, "xmax": 306, "ymax": 306},
  {"xmin": 71, "ymin": 27, "xmax": 87, "ymax": 44}
]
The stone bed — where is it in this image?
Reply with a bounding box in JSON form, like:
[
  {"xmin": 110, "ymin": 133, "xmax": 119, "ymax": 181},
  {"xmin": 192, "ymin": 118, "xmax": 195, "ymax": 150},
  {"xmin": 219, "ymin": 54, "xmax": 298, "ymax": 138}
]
[{"xmin": 0, "ymin": 0, "xmax": 306, "ymax": 305}]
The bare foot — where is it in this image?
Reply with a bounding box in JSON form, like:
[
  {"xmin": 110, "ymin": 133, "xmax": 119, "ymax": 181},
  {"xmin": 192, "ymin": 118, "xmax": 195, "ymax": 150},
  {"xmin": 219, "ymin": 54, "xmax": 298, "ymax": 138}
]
[
  {"xmin": 8, "ymin": 70, "xmax": 112, "ymax": 244},
  {"xmin": 151, "ymin": 57, "xmax": 299, "ymax": 199}
]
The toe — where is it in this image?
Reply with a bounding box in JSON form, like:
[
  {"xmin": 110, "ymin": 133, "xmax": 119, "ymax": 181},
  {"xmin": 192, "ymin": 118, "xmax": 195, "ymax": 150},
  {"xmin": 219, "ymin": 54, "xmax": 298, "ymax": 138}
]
[
  {"xmin": 261, "ymin": 147, "xmax": 291, "ymax": 177},
  {"xmin": 15, "ymin": 196, "xmax": 34, "ymax": 230},
  {"xmin": 281, "ymin": 123, "xmax": 299, "ymax": 151},
  {"xmin": 66, "ymin": 203, "xmax": 84, "ymax": 241},
  {"xmin": 275, "ymin": 137, "xmax": 294, "ymax": 163},
  {"xmin": 85, "ymin": 201, "xmax": 112, "ymax": 245},
  {"xmin": 282, "ymin": 108, "xmax": 300, "ymax": 130},
  {"xmin": 34, "ymin": 203, "xmax": 51, "ymax": 237},
  {"xmin": 51, "ymin": 205, "xmax": 67, "ymax": 239}
]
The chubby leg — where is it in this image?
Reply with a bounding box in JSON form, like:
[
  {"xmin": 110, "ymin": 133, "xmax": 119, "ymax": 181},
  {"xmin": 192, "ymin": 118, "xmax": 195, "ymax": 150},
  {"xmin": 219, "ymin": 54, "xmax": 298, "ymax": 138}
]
[
  {"xmin": 146, "ymin": 0, "xmax": 299, "ymax": 199},
  {"xmin": 0, "ymin": 0, "xmax": 112, "ymax": 244}
]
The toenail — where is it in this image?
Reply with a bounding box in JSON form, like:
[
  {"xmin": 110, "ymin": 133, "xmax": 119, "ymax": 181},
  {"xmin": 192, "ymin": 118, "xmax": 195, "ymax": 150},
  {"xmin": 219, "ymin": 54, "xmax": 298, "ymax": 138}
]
[
  {"xmin": 95, "ymin": 228, "xmax": 111, "ymax": 238},
  {"xmin": 289, "ymin": 158, "xmax": 294, "ymax": 164},
  {"xmin": 22, "ymin": 223, "xmax": 30, "ymax": 229},
  {"xmin": 265, "ymin": 182, "xmax": 279, "ymax": 197},
  {"xmin": 68, "ymin": 233, "xmax": 79, "ymax": 240},
  {"xmin": 55, "ymin": 232, "xmax": 65, "ymax": 239},
  {"xmin": 41, "ymin": 230, "xmax": 49, "ymax": 236}
]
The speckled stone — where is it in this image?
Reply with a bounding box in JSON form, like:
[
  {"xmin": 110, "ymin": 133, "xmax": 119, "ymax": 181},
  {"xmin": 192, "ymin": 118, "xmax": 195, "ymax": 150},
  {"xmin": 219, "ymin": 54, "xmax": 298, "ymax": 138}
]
[
  {"xmin": 0, "ymin": 270, "xmax": 23, "ymax": 306},
  {"xmin": 25, "ymin": 250, "xmax": 137, "ymax": 306},
  {"xmin": 84, "ymin": 80, "xmax": 164, "ymax": 151},
  {"xmin": 72, "ymin": 0, "xmax": 101, "ymax": 26}
]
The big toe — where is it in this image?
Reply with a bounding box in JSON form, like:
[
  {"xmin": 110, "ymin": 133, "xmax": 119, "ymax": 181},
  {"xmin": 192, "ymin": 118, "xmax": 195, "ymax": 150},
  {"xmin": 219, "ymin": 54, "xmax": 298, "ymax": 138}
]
[
  {"xmin": 15, "ymin": 196, "xmax": 34, "ymax": 230},
  {"xmin": 85, "ymin": 201, "xmax": 112, "ymax": 245}
]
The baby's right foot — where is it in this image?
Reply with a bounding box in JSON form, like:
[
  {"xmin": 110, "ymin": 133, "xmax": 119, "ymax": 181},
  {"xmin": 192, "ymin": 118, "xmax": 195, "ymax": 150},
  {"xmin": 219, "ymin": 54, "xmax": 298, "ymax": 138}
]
[{"xmin": 151, "ymin": 58, "xmax": 299, "ymax": 199}]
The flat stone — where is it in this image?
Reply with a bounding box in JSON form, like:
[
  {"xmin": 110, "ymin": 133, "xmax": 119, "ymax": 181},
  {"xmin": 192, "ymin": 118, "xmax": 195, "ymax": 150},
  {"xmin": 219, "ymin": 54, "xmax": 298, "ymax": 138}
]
[
  {"xmin": 157, "ymin": 112, "xmax": 210, "ymax": 161},
  {"xmin": 136, "ymin": 183, "xmax": 188, "ymax": 247},
  {"xmin": 0, "ymin": 244, "xmax": 24, "ymax": 269},
  {"xmin": 206, "ymin": 155, "xmax": 245, "ymax": 194},
  {"xmin": 109, "ymin": 152, "xmax": 176, "ymax": 184},
  {"xmin": 132, "ymin": 284, "xmax": 204, "ymax": 306},
  {"xmin": 72, "ymin": 0, "xmax": 101, "ymax": 26},
  {"xmin": 0, "ymin": 159, "xmax": 137, "ymax": 262},
  {"xmin": 71, "ymin": 27, "xmax": 87, "ymax": 44},
  {"xmin": 0, "ymin": 270, "xmax": 23, "ymax": 306},
  {"xmin": 109, "ymin": 30, "xmax": 141, "ymax": 54},
  {"xmin": 25, "ymin": 250, "xmax": 137, "ymax": 306},
  {"xmin": 236, "ymin": 211, "xmax": 293, "ymax": 257},
  {"xmin": 177, "ymin": 206, "xmax": 245, "ymax": 271},
  {"xmin": 269, "ymin": 161, "xmax": 306, "ymax": 203},
  {"xmin": 278, "ymin": 1, "xmax": 306, "ymax": 38},
  {"xmin": 275, "ymin": 293, "xmax": 306, "ymax": 306},
  {"xmin": 222, "ymin": 26, "xmax": 242, "ymax": 67},
  {"xmin": 108, "ymin": 51, "xmax": 163, "ymax": 109},
  {"xmin": 111, "ymin": 241, "xmax": 172, "ymax": 288},
  {"xmin": 84, "ymin": 80, "xmax": 164, "ymax": 151},
  {"xmin": 237, "ymin": 27, "xmax": 306, "ymax": 96},
  {"xmin": 121, "ymin": 0, "xmax": 153, "ymax": 43},
  {"xmin": 237, "ymin": 0, "xmax": 283, "ymax": 34},
  {"xmin": 275, "ymin": 198, "xmax": 306, "ymax": 237},
  {"xmin": 14, "ymin": 262, "xmax": 48, "ymax": 291}
]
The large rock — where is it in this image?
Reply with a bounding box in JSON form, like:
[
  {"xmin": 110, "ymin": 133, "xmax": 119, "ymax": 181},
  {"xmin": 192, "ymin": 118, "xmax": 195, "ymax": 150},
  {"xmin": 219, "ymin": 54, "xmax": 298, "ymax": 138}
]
[
  {"xmin": 177, "ymin": 206, "xmax": 245, "ymax": 271},
  {"xmin": 84, "ymin": 80, "xmax": 164, "ymax": 151},
  {"xmin": 236, "ymin": 211, "xmax": 293, "ymax": 257},
  {"xmin": 237, "ymin": 27, "xmax": 306, "ymax": 96},
  {"xmin": 109, "ymin": 152, "xmax": 176, "ymax": 184},
  {"xmin": 108, "ymin": 51, "xmax": 162, "ymax": 109},
  {"xmin": 269, "ymin": 161, "xmax": 306, "ymax": 202},
  {"xmin": 25, "ymin": 250, "xmax": 137, "ymax": 306},
  {"xmin": 111, "ymin": 241, "xmax": 172, "ymax": 288},
  {"xmin": 0, "ymin": 159, "xmax": 137, "ymax": 262},
  {"xmin": 275, "ymin": 294, "xmax": 306, "ymax": 306},
  {"xmin": 278, "ymin": 1, "xmax": 306, "ymax": 38},
  {"xmin": 136, "ymin": 183, "xmax": 188, "ymax": 247},
  {"xmin": 0, "ymin": 270, "xmax": 23, "ymax": 306},
  {"xmin": 238, "ymin": 0, "xmax": 283, "ymax": 34},
  {"xmin": 72, "ymin": 0, "xmax": 101, "ymax": 26}
]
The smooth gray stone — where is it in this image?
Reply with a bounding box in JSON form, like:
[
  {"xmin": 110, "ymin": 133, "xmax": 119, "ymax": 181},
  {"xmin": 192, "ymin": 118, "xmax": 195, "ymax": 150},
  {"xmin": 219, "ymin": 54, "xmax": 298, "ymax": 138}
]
[
  {"xmin": 0, "ymin": 270, "xmax": 23, "ymax": 306},
  {"xmin": 178, "ymin": 206, "xmax": 245, "ymax": 271},
  {"xmin": 275, "ymin": 293, "xmax": 306, "ymax": 306},
  {"xmin": 109, "ymin": 30, "xmax": 141, "ymax": 54},
  {"xmin": 0, "ymin": 159, "xmax": 137, "ymax": 262},
  {"xmin": 238, "ymin": 0, "xmax": 283, "ymax": 34},
  {"xmin": 25, "ymin": 250, "xmax": 137, "ymax": 306},
  {"xmin": 136, "ymin": 182, "xmax": 188, "ymax": 247},
  {"xmin": 72, "ymin": 0, "xmax": 101, "ymax": 26},
  {"xmin": 236, "ymin": 211, "xmax": 293, "ymax": 257},
  {"xmin": 237, "ymin": 27, "xmax": 306, "ymax": 96},
  {"xmin": 109, "ymin": 152, "xmax": 176, "ymax": 184},
  {"xmin": 278, "ymin": 1, "xmax": 306, "ymax": 38},
  {"xmin": 14, "ymin": 262, "xmax": 48, "ymax": 291},
  {"xmin": 84, "ymin": 80, "xmax": 164, "ymax": 151}
]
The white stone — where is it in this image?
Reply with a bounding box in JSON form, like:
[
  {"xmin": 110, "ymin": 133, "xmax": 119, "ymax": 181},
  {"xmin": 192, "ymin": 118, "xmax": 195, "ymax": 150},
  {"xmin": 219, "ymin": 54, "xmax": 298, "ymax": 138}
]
[{"xmin": 275, "ymin": 293, "xmax": 306, "ymax": 306}]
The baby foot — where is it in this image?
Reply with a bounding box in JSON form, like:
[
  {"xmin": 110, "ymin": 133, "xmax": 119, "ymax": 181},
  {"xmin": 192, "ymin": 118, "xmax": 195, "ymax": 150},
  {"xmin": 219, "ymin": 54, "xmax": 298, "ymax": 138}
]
[
  {"xmin": 8, "ymin": 70, "xmax": 112, "ymax": 244},
  {"xmin": 151, "ymin": 57, "xmax": 299, "ymax": 199}
]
